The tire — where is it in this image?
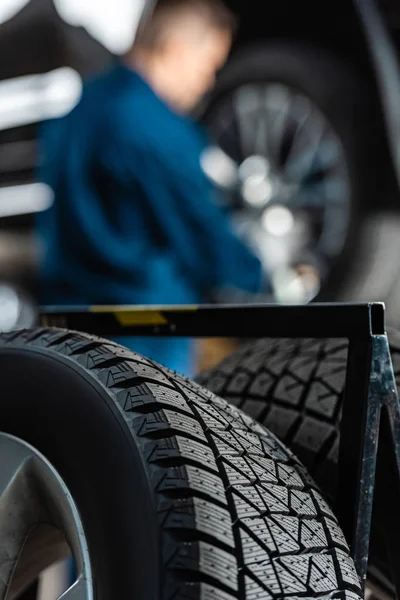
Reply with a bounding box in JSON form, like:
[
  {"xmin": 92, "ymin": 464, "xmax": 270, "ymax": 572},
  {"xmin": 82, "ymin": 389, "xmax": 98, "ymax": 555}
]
[
  {"xmin": 0, "ymin": 328, "xmax": 362, "ymax": 600},
  {"xmin": 202, "ymin": 43, "xmax": 400, "ymax": 323},
  {"xmin": 197, "ymin": 331, "xmax": 400, "ymax": 596}
]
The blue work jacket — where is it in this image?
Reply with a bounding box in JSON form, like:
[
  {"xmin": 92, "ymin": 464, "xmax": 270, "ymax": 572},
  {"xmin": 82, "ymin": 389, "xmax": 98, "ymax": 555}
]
[{"xmin": 36, "ymin": 63, "xmax": 262, "ymax": 372}]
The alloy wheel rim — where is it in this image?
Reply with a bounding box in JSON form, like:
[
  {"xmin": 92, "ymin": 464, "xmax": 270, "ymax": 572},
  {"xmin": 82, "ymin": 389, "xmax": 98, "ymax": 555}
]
[
  {"xmin": 205, "ymin": 82, "xmax": 352, "ymax": 304},
  {"xmin": 0, "ymin": 432, "xmax": 93, "ymax": 600}
]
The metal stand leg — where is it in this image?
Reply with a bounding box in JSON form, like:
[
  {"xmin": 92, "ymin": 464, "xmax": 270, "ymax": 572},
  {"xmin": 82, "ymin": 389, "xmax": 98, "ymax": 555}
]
[
  {"xmin": 337, "ymin": 335, "xmax": 377, "ymax": 591},
  {"xmin": 337, "ymin": 333, "xmax": 400, "ymax": 595},
  {"xmin": 373, "ymin": 337, "xmax": 400, "ymax": 599}
]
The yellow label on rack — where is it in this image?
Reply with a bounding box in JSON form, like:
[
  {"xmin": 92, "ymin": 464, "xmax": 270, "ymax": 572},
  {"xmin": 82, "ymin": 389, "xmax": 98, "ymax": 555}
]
[
  {"xmin": 115, "ymin": 310, "xmax": 168, "ymax": 326},
  {"xmin": 89, "ymin": 304, "xmax": 199, "ymax": 326}
]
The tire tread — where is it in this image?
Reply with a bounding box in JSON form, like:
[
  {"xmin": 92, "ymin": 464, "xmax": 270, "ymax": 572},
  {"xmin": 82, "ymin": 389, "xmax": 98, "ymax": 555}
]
[{"xmin": 0, "ymin": 328, "xmax": 362, "ymax": 599}]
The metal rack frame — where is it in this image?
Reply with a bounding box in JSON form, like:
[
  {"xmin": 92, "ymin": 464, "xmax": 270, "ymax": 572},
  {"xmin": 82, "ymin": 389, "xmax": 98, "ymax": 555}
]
[{"xmin": 39, "ymin": 301, "xmax": 400, "ymax": 595}]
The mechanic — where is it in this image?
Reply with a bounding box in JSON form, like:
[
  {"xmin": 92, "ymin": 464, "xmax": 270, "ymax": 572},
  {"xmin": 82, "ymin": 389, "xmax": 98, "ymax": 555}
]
[{"xmin": 36, "ymin": 0, "xmax": 263, "ymax": 376}]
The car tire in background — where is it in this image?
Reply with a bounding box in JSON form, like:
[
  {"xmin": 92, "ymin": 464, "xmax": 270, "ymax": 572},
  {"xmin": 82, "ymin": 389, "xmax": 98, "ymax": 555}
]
[
  {"xmin": 197, "ymin": 330, "xmax": 400, "ymax": 598},
  {"xmin": 202, "ymin": 42, "xmax": 400, "ymax": 324}
]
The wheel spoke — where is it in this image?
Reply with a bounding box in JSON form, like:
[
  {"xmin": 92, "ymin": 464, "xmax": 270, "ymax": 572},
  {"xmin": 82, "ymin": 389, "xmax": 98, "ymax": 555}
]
[
  {"xmin": 0, "ymin": 435, "xmax": 32, "ymax": 497},
  {"xmin": 0, "ymin": 437, "xmax": 36, "ymax": 600},
  {"xmin": 233, "ymin": 85, "xmax": 263, "ymax": 158},
  {"xmin": 57, "ymin": 577, "xmax": 91, "ymax": 600},
  {"xmin": 284, "ymin": 110, "xmax": 326, "ymax": 182},
  {"xmin": 263, "ymin": 84, "xmax": 294, "ymax": 163},
  {"xmin": 252, "ymin": 90, "xmax": 271, "ymax": 157}
]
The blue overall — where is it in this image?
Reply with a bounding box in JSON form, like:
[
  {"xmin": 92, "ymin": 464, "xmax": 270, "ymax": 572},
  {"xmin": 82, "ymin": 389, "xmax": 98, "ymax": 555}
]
[{"xmin": 36, "ymin": 63, "xmax": 262, "ymax": 375}]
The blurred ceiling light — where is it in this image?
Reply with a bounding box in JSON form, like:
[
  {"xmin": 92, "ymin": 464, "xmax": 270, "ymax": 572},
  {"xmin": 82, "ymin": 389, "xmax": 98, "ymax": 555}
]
[
  {"xmin": 0, "ymin": 67, "xmax": 82, "ymax": 131},
  {"xmin": 0, "ymin": 0, "xmax": 30, "ymax": 25},
  {"xmin": 54, "ymin": 0, "xmax": 146, "ymax": 54},
  {"xmin": 0, "ymin": 0, "xmax": 145, "ymax": 53},
  {"xmin": 0, "ymin": 183, "xmax": 53, "ymax": 218}
]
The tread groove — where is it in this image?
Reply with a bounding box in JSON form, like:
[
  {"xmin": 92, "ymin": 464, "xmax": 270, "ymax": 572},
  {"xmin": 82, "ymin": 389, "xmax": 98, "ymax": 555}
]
[{"xmin": 189, "ymin": 401, "xmax": 248, "ymax": 599}]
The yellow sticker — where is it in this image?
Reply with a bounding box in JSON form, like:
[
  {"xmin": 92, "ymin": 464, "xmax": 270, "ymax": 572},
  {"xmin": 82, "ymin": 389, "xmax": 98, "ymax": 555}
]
[
  {"xmin": 115, "ymin": 310, "xmax": 168, "ymax": 327},
  {"xmin": 89, "ymin": 304, "xmax": 199, "ymax": 327},
  {"xmin": 90, "ymin": 304, "xmax": 199, "ymax": 313}
]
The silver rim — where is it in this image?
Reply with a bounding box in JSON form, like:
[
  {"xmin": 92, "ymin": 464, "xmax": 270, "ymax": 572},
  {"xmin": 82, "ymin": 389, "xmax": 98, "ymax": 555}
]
[
  {"xmin": 0, "ymin": 432, "xmax": 93, "ymax": 600},
  {"xmin": 206, "ymin": 82, "xmax": 352, "ymax": 304}
]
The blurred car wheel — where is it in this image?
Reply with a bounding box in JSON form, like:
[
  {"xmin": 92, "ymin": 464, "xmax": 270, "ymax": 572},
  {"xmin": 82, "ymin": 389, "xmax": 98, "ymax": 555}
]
[{"xmin": 202, "ymin": 42, "xmax": 400, "ymax": 320}]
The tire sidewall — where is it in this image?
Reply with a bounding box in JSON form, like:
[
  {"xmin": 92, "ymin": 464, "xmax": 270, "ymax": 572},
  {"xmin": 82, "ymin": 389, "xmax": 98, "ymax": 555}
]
[{"xmin": 0, "ymin": 345, "xmax": 159, "ymax": 600}]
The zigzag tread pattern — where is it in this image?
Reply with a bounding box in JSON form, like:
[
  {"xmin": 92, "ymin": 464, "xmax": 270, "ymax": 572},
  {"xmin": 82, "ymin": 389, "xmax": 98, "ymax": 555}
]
[
  {"xmin": 197, "ymin": 338, "xmax": 348, "ymax": 495},
  {"xmin": 198, "ymin": 334, "xmax": 400, "ymax": 501},
  {"xmin": 0, "ymin": 328, "xmax": 362, "ymax": 599}
]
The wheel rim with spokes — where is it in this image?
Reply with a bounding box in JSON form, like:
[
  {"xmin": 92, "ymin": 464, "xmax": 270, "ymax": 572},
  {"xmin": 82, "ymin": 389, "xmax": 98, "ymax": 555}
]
[
  {"xmin": 204, "ymin": 82, "xmax": 352, "ymax": 304},
  {"xmin": 0, "ymin": 432, "xmax": 93, "ymax": 600}
]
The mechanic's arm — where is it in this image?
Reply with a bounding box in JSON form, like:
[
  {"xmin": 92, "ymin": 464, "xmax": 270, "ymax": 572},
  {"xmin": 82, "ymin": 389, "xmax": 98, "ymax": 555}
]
[
  {"xmin": 99, "ymin": 113, "xmax": 263, "ymax": 292},
  {"xmin": 137, "ymin": 141, "xmax": 263, "ymax": 295}
]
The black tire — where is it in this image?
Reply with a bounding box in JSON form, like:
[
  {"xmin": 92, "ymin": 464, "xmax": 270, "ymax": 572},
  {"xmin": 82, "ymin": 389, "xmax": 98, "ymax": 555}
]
[
  {"xmin": 197, "ymin": 331, "xmax": 400, "ymax": 596},
  {"xmin": 197, "ymin": 337, "xmax": 350, "ymax": 498},
  {"xmin": 203, "ymin": 43, "xmax": 400, "ymax": 323},
  {"xmin": 0, "ymin": 328, "xmax": 362, "ymax": 600}
]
